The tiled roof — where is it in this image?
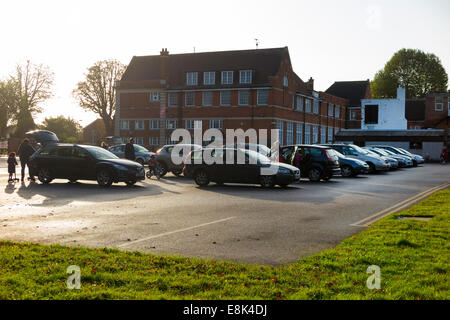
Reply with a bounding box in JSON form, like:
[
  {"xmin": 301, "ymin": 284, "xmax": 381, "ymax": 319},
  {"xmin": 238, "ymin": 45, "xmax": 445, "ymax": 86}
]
[{"xmin": 325, "ymin": 80, "xmax": 370, "ymax": 106}]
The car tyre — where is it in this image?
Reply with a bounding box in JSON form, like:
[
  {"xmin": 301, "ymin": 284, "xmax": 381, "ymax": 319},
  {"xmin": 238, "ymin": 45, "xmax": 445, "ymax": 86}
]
[
  {"xmin": 308, "ymin": 168, "xmax": 322, "ymax": 182},
  {"xmin": 260, "ymin": 175, "xmax": 275, "ymax": 188},
  {"xmin": 194, "ymin": 170, "xmax": 209, "ymax": 186},
  {"xmin": 38, "ymin": 168, "xmax": 53, "ymax": 184},
  {"xmin": 158, "ymin": 162, "xmax": 168, "ymax": 177},
  {"xmin": 367, "ymin": 162, "xmax": 376, "ymax": 174},
  {"xmin": 341, "ymin": 166, "xmax": 354, "ymax": 178},
  {"xmin": 96, "ymin": 169, "xmax": 113, "ymax": 187}
]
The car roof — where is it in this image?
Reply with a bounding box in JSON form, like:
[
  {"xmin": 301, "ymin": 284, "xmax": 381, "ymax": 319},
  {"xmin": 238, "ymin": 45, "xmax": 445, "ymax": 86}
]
[{"xmin": 284, "ymin": 144, "xmax": 330, "ymax": 149}]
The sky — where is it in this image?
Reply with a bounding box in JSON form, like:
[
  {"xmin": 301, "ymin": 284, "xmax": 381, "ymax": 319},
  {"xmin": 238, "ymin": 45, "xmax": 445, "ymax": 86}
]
[{"xmin": 1, "ymin": 0, "xmax": 449, "ymax": 127}]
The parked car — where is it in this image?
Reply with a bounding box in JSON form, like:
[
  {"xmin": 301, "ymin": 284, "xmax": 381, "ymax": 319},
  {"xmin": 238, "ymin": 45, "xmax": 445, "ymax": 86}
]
[
  {"xmin": 395, "ymin": 147, "xmax": 425, "ymax": 165},
  {"xmin": 332, "ymin": 149, "xmax": 370, "ymax": 177},
  {"xmin": 183, "ymin": 148, "xmax": 300, "ymax": 187},
  {"xmin": 371, "ymin": 145, "xmax": 419, "ymax": 166},
  {"xmin": 29, "ymin": 144, "xmax": 145, "ymax": 187},
  {"xmin": 321, "ymin": 144, "xmax": 389, "ymax": 173},
  {"xmin": 224, "ymin": 143, "xmax": 271, "ymax": 158},
  {"xmin": 363, "ymin": 147, "xmax": 399, "ymax": 170},
  {"xmin": 155, "ymin": 144, "xmax": 203, "ymax": 177},
  {"xmin": 279, "ymin": 145, "xmax": 341, "ymax": 182},
  {"xmin": 108, "ymin": 144, "xmax": 154, "ymax": 166},
  {"xmin": 379, "ymin": 148, "xmax": 414, "ymax": 167}
]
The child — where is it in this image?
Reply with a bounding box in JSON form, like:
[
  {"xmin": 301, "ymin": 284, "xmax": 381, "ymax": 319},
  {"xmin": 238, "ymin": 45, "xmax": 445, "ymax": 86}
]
[{"xmin": 8, "ymin": 152, "xmax": 18, "ymax": 182}]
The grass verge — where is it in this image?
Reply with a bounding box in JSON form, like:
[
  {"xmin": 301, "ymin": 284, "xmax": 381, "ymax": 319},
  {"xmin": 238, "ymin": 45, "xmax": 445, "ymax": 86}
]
[{"xmin": 0, "ymin": 189, "xmax": 449, "ymax": 300}]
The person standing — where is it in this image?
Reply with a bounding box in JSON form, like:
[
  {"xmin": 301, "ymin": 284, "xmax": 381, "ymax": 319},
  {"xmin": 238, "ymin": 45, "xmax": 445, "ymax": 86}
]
[
  {"xmin": 124, "ymin": 137, "xmax": 136, "ymax": 161},
  {"xmin": 7, "ymin": 152, "xmax": 18, "ymax": 182},
  {"xmin": 17, "ymin": 138, "xmax": 36, "ymax": 181}
]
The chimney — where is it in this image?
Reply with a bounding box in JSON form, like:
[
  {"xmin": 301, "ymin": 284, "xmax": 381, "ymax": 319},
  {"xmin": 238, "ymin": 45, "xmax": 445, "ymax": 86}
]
[
  {"xmin": 160, "ymin": 48, "xmax": 169, "ymax": 56},
  {"xmin": 397, "ymin": 86, "xmax": 405, "ymax": 101},
  {"xmin": 160, "ymin": 48, "xmax": 169, "ymax": 82},
  {"xmin": 306, "ymin": 77, "xmax": 314, "ymax": 90}
]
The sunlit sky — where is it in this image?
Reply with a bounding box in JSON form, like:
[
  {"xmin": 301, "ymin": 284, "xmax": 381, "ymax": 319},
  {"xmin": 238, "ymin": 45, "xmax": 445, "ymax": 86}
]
[{"xmin": 1, "ymin": 0, "xmax": 449, "ymax": 127}]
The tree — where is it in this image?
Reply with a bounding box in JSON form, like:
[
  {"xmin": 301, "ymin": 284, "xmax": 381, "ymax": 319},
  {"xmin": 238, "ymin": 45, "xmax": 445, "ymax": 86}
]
[
  {"xmin": 0, "ymin": 79, "xmax": 19, "ymax": 137},
  {"xmin": 39, "ymin": 116, "xmax": 82, "ymax": 143},
  {"xmin": 371, "ymin": 49, "xmax": 448, "ymax": 99},
  {"xmin": 73, "ymin": 60, "xmax": 126, "ymax": 136}
]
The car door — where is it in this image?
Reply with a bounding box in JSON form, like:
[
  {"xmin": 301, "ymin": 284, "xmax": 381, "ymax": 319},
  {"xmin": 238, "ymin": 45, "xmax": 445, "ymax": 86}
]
[
  {"xmin": 234, "ymin": 149, "xmax": 259, "ymax": 183},
  {"xmin": 71, "ymin": 147, "xmax": 96, "ymax": 179},
  {"xmin": 50, "ymin": 147, "xmax": 73, "ymax": 178},
  {"xmin": 302, "ymin": 147, "xmax": 315, "ymax": 173}
]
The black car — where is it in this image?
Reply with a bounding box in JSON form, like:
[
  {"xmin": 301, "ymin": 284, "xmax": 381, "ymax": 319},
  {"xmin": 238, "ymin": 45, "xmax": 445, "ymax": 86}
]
[
  {"xmin": 279, "ymin": 145, "xmax": 341, "ymax": 182},
  {"xmin": 29, "ymin": 144, "xmax": 145, "ymax": 187},
  {"xmin": 183, "ymin": 148, "xmax": 300, "ymax": 188},
  {"xmin": 332, "ymin": 150, "xmax": 370, "ymax": 177}
]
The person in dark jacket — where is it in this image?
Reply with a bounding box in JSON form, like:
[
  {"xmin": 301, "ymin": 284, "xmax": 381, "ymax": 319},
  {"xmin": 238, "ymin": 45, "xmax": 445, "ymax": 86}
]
[
  {"xmin": 7, "ymin": 152, "xmax": 18, "ymax": 182},
  {"xmin": 17, "ymin": 138, "xmax": 36, "ymax": 181},
  {"xmin": 124, "ymin": 137, "xmax": 136, "ymax": 161}
]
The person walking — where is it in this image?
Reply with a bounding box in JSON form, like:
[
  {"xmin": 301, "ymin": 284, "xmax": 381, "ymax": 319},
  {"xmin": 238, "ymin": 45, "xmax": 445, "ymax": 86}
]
[
  {"xmin": 17, "ymin": 138, "xmax": 36, "ymax": 181},
  {"xmin": 124, "ymin": 137, "xmax": 136, "ymax": 161}
]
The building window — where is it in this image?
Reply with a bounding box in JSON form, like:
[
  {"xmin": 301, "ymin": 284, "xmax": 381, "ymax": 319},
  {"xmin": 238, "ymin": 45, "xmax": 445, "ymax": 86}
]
[
  {"xmin": 209, "ymin": 119, "xmax": 222, "ymax": 129},
  {"xmin": 435, "ymin": 96, "xmax": 443, "ymax": 111},
  {"xmin": 334, "ymin": 127, "xmax": 339, "ymax": 134},
  {"xmin": 149, "ymin": 137, "xmax": 159, "ymax": 146},
  {"xmin": 328, "ymin": 104, "xmax": 334, "ymax": 117},
  {"xmin": 120, "ymin": 120, "xmax": 130, "ymax": 130},
  {"xmin": 166, "ymin": 136, "xmax": 178, "ymax": 144},
  {"xmin": 203, "ymin": 72, "xmax": 215, "ymax": 85},
  {"xmin": 185, "ymin": 119, "xmax": 202, "ymax": 130},
  {"xmin": 296, "ymin": 96, "xmax": 303, "ymax": 111},
  {"xmin": 185, "ymin": 92, "xmax": 195, "ymax": 107},
  {"xmin": 149, "ymin": 92, "xmax": 159, "ymax": 102},
  {"xmin": 135, "ymin": 137, "xmax": 144, "ymax": 146},
  {"xmin": 149, "ymin": 120, "xmax": 159, "ymax": 130},
  {"xmin": 327, "ymin": 127, "xmax": 333, "ymax": 142},
  {"xmin": 276, "ymin": 120, "xmax": 284, "ymax": 145},
  {"xmin": 349, "ymin": 109, "xmax": 357, "ymax": 120},
  {"xmin": 166, "ymin": 120, "xmax": 177, "ymax": 129},
  {"xmin": 296, "ymin": 123, "xmax": 303, "ymax": 144},
  {"xmin": 239, "ymin": 70, "xmax": 252, "ymax": 84},
  {"xmin": 335, "ymin": 105, "xmax": 340, "ymax": 118},
  {"xmin": 220, "ymin": 91, "xmax": 231, "ymax": 106},
  {"xmin": 186, "ymin": 72, "xmax": 198, "ymax": 86},
  {"xmin": 364, "ymin": 105, "xmax": 379, "ymax": 124},
  {"xmin": 286, "ymin": 122, "xmax": 293, "ymax": 145},
  {"xmin": 283, "ymin": 75, "xmax": 288, "ymax": 87},
  {"xmin": 135, "ymin": 120, "xmax": 144, "ymax": 130},
  {"xmin": 320, "ymin": 127, "xmax": 326, "ymax": 144},
  {"xmin": 312, "ymin": 125, "xmax": 319, "ymax": 144},
  {"xmin": 202, "ymin": 91, "xmax": 213, "ymax": 106},
  {"xmin": 238, "ymin": 90, "xmax": 250, "ymax": 106},
  {"xmin": 304, "ymin": 124, "xmax": 311, "ymax": 144},
  {"xmin": 313, "ymin": 99, "xmax": 319, "ymax": 114},
  {"xmin": 221, "ymin": 71, "xmax": 233, "ymax": 85},
  {"xmin": 168, "ymin": 93, "xmax": 178, "ymax": 107},
  {"xmin": 305, "ymin": 99, "xmax": 311, "ymax": 113},
  {"xmin": 257, "ymin": 90, "xmax": 269, "ymax": 105}
]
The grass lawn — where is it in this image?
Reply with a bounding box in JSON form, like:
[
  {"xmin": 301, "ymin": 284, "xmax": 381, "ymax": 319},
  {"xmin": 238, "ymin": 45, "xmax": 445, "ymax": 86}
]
[{"xmin": 0, "ymin": 189, "xmax": 448, "ymax": 300}]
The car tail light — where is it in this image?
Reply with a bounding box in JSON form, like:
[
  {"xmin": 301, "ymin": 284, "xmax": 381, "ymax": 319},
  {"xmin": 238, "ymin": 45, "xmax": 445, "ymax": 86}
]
[
  {"xmin": 155, "ymin": 148, "xmax": 162, "ymax": 155},
  {"xmin": 325, "ymin": 150, "xmax": 332, "ymax": 161}
]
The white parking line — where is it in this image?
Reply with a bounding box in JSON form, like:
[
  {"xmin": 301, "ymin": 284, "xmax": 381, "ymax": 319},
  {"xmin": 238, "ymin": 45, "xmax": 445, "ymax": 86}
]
[
  {"xmin": 118, "ymin": 216, "xmax": 236, "ymax": 248},
  {"xmin": 350, "ymin": 183, "xmax": 449, "ymax": 227}
]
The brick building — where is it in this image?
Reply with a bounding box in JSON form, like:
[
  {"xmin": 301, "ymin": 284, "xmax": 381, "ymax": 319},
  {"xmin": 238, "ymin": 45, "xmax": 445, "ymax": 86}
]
[
  {"xmin": 406, "ymin": 92, "xmax": 449, "ymax": 132},
  {"xmin": 325, "ymin": 80, "xmax": 371, "ymax": 129},
  {"xmin": 115, "ymin": 47, "xmax": 348, "ymax": 150}
]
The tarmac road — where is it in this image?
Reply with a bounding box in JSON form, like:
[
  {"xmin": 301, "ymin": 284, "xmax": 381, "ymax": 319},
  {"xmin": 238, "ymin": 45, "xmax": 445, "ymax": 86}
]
[{"xmin": 0, "ymin": 163, "xmax": 449, "ymax": 265}]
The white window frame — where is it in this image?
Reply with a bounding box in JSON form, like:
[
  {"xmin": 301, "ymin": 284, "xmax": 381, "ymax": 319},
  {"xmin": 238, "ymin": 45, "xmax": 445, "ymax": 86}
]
[
  {"xmin": 168, "ymin": 93, "xmax": 178, "ymax": 107},
  {"xmin": 313, "ymin": 99, "xmax": 319, "ymax": 114},
  {"xmin": 320, "ymin": 126, "xmax": 326, "ymax": 144},
  {"xmin": 134, "ymin": 120, "xmax": 145, "ymax": 130},
  {"xmin": 166, "ymin": 120, "xmax": 177, "ymax": 130},
  {"xmin": 312, "ymin": 125, "xmax": 319, "ymax": 144},
  {"xmin": 286, "ymin": 122, "xmax": 293, "ymax": 145},
  {"xmin": 349, "ymin": 109, "xmax": 357, "ymax": 120},
  {"xmin": 304, "ymin": 124, "xmax": 311, "ymax": 144},
  {"xmin": 435, "ymin": 96, "xmax": 443, "ymax": 111},
  {"xmin": 276, "ymin": 120, "xmax": 284, "ymax": 145},
  {"xmin": 238, "ymin": 90, "xmax": 250, "ymax": 106},
  {"xmin": 296, "ymin": 96, "xmax": 303, "ymax": 111},
  {"xmin": 202, "ymin": 91, "xmax": 213, "ymax": 106},
  {"xmin": 257, "ymin": 89, "xmax": 269, "ymax": 106},
  {"xmin": 283, "ymin": 75, "xmax": 289, "ymax": 87},
  {"xmin": 120, "ymin": 120, "xmax": 130, "ymax": 130},
  {"xmin": 149, "ymin": 136, "xmax": 159, "ymax": 146},
  {"xmin": 185, "ymin": 92, "xmax": 195, "ymax": 107},
  {"xmin": 327, "ymin": 127, "xmax": 333, "ymax": 143},
  {"xmin": 149, "ymin": 120, "xmax": 159, "ymax": 130},
  {"xmin": 221, "ymin": 71, "xmax": 233, "ymax": 85},
  {"xmin": 328, "ymin": 104, "xmax": 334, "ymax": 117},
  {"xmin": 239, "ymin": 70, "xmax": 252, "ymax": 84},
  {"xmin": 335, "ymin": 105, "xmax": 340, "ymax": 118},
  {"xmin": 296, "ymin": 123, "xmax": 303, "ymax": 144},
  {"xmin": 305, "ymin": 99, "xmax": 311, "ymax": 113},
  {"xmin": 220, "ymin": 91, "xmax": 231, "ymax": 106},
  {"xmin": 203, "ymin": 72, "xmax": 215, "ymax": 85},
  {"xmin": 209, "ymin": 119, "xmax": 222, "ymax": 129},
  {"xmin": 186, "ymin": 72, "xmax": 198, "ymax": 86},
  {"xmin": 135, "ymin": 137, "xmax": 144, "ymax": 146}
]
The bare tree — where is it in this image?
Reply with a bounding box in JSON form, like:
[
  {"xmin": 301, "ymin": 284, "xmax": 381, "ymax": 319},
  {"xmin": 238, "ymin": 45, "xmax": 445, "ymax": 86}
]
[
  {"xmin": 0, "ymin": 79, "xmax": 19, "ymax": 137},
  {"xmin": 73, "ymin": 60, "xmax": 126, "ymax": 136}
]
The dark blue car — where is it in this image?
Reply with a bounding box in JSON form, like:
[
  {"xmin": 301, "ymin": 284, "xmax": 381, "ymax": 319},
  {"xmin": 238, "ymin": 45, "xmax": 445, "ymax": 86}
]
[{"xmin": 332, "ymin": 150, "xmax": 369, "ymax": 177}]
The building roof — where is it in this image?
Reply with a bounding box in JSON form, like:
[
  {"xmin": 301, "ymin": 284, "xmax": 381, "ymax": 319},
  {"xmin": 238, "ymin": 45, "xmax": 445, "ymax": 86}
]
[
  {"xmin": 335, "ymin": 129, "xmax": 445, "ymax": 137},
  {"xmin": 120, "ymin": 47, "xmax": 292, "ymax": 90},
  {"xmin": 325, "ymin": 80, "xmax": 370, "ymax": 107},
  {"xmin": 405, "ymin": 99, "xmax": 425, "ymax": 121}
]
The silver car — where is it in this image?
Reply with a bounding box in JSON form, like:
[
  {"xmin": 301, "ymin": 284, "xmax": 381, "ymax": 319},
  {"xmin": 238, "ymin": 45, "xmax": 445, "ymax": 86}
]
[
  {"xmin": 363, "ymin": 147, "xmax": 398, "ymax": 169},
  {"xmin": 371, "ymin": 145, "xmax": 419, "ymax": 167},
  {"xmin": 108, "ymin": 144, "xmax": 154, "ymax": 166}
]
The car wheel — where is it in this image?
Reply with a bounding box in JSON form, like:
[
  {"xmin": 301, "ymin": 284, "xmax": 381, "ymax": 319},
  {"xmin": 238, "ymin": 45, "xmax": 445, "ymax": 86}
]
[
  {"xmin": 341, "ymin": 166, "xmax": 354, "ymax": 178},
  {"xmin": 308, "ymin": 168, "xmax": 322, "ymax": 182},
  {"xmin": 158, "ymin": 162, "xmax": 168, "ymax": 177},
  {"xmin": 38, "ymin": 168, "xmax": 53, "ymax": 184},
  {"xmin": 172, "ymin": 169, "xmax": 182, "ymax": 177},
  {"xmin": 367, "ymin": 162, "xmax": 376, "ymax": 174},
  {"xmin": 194, "ymin": 170, "xmax": 209, "ymax": 186},
  {"xmin": 260, "ymin": 175, "xmax": 275, "ymax": 188},
  {"xmin": 96, "ymin": 169, "xmax": 113, "ymax": 187}
]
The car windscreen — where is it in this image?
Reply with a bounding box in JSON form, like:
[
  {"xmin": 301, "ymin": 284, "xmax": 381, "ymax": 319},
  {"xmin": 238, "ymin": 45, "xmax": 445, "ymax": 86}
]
[
  {"xmin": 134, "ymin": 145, "xmax": 149, "ymax": 153},
  {"xmin": 352, "ymin": 145, "xmax": 368, "ymax": 155},
  {"xmin": 332, "ymin": 150, "xmax": 345, "ymax": 159},
  {"xmin": 245, "ymin": 150, "xmax": 271, "ymax": 163},
  {"xmin": 373, "ymin": 148, "xmax": 389, "ymax": 156},
  {"xmin": 84, "ymin": 146, "xmax": 119, "ymax": 160}
]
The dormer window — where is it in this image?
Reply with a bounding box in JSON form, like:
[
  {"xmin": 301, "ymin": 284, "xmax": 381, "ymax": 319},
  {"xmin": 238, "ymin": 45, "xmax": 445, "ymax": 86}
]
[
  {"xmin": 239, "ymin": 70, "xmax": 252, "ymax": 84},
  {"xmin": 203, "ymin": 72, "xmax": 215, "ymax": 85},
  {"xmin": 221, "ymin": 71, "xmax": 233, "ymax": 85},
  {"xmin": 186, "ymin": 72, "xmax": 198, "ymax": 86}
]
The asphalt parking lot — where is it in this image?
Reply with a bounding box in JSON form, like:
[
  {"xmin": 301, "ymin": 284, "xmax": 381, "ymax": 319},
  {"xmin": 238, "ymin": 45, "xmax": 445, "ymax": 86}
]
[{"xmin": 0, "ymin": 162, "xmax": 449, "ymax": 265}]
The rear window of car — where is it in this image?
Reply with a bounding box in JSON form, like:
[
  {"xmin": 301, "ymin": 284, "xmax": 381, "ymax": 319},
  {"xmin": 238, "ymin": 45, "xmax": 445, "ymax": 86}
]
[
  {"xmin": 49, "ymin": 148, "xmax": 72, "ymax": 157},
  {"xmin": 305, "ymin": 147, "xmax": 324, "ymax": 158}
]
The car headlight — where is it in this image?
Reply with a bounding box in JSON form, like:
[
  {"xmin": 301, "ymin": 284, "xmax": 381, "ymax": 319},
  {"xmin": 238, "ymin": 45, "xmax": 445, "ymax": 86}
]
[
  {"xmin": 278, "ymin": 167, "xmax": 291, "ymax": 174},
  {"xmin": 113, "ymin": 164, "xmax": 129, "ymax": 171}
]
